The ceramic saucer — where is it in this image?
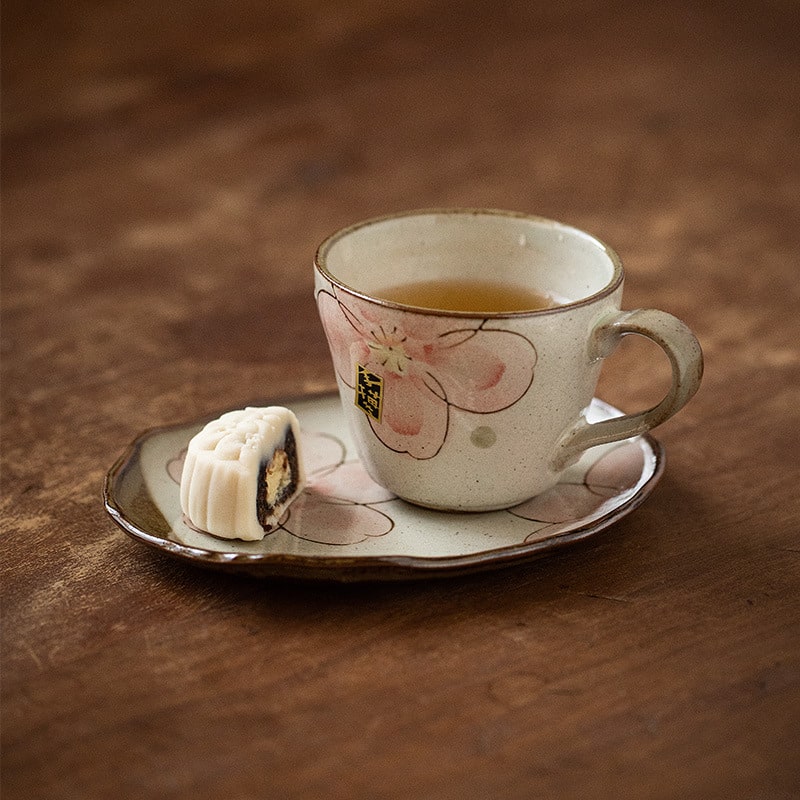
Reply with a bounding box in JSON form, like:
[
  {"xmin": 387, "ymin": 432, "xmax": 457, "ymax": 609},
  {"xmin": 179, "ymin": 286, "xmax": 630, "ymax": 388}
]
[{"xmin": 104, "ymin": 393, "xmax": 664, "ymax": 581}]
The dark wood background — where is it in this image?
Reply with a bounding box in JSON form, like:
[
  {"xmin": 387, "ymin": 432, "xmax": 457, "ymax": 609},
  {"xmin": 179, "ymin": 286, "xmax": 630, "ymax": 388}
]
[{"xmin": 2, "ymin": 1, "xmax": 798, "ymax": 798}]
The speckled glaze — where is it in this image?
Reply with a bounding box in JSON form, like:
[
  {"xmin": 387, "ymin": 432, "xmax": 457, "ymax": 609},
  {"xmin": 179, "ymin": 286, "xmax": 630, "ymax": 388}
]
[{"xmin": 315, "ymin": 209, "xmax": 702, "ymax": 511}]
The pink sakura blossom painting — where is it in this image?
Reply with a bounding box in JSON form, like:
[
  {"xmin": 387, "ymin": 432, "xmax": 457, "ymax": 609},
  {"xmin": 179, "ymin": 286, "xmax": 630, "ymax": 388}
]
[{"xmin": 315, "ymin": 288, "xmax": 538, "ymax": 460}]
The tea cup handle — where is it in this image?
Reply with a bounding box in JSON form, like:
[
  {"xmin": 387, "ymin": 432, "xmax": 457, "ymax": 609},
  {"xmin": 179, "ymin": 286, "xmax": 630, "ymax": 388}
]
[{"xmin": 552, "ymin": 308, "xmax": 703, "ymax": 470}]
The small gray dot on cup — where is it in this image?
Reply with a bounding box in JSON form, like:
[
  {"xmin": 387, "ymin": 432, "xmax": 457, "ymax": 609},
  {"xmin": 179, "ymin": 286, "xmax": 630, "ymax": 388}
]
[{"xmin": 470, "ymin": 426, "xmax": 497, "ymax": 448}]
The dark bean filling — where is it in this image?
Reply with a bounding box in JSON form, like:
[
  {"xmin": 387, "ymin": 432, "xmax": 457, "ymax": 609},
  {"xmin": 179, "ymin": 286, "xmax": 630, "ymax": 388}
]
[{"xmin": 256, "ymin": 426, "xmax": 300, "ymax": 531}]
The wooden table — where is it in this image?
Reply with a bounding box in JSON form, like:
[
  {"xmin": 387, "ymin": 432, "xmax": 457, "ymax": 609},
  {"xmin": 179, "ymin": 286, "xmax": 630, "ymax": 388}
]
[{"xmin": 3, "ymin": 1, "xmax": 798, "ymax": 797}]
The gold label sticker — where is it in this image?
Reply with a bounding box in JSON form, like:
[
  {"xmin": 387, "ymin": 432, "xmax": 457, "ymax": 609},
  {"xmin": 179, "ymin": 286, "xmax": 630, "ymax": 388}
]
[{"xmin": 355, "ymin": 364, "xmax": 383, "ymax": 422}]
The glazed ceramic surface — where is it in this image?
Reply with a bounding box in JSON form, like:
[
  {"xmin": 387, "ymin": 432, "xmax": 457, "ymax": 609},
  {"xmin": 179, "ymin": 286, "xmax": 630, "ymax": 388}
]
[
  {"xmin": 314, "ymin": 210, "xmax": 701, "ymax": 511},
  {"xmin": 104, "ymin": 393, "xmax": 664, "ymax": 581}
]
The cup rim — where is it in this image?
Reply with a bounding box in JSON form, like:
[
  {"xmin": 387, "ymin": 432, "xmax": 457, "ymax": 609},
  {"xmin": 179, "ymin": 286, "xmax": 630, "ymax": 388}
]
[{"xmin": 314, "ymin": 208, "xmax": 624, "ymax": 318}]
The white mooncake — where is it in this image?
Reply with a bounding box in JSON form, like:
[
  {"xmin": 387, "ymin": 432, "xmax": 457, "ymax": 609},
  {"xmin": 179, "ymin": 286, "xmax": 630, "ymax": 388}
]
[{"xmin": 180, "ymin": 406, "xmax": 305, "ymax": 540}]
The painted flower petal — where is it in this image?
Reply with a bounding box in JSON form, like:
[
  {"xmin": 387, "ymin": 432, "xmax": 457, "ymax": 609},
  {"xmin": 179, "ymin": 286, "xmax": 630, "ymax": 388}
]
[
  {"xmin": 372, "ymin": 371, "xmax": 449, "ymax": 458},
  {"xmin": 510, "ymin": 484, "xmax": 606, "ymax": 523},
  {"xmin": 316, "ymin": 290, "xmax": 371, "ymax": 387},
  {"xmin": 302, "ymin": 431, "xmax": 346, "ymax": 479},
  {"xmin": 425, "ymin": 328, "xmax": 537, "ymax": 413},
  {"xmin": 585, "ymin": 442, "xmax": 644, "ymax": 494},
  {"xmin": 308, "ymin": 461, "xmax": 395, "ymax": 504},
  {"xmin": 282, "ymin": 492, "xmax": 394, "ymax": 545},
  {"xmin": 167, "ymin": 450, "xmax": 186, "ymax": 484}
]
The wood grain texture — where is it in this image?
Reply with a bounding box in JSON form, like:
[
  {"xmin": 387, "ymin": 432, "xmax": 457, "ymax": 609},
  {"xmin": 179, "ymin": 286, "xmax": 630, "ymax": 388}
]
[{"xmin": 2, "ymin": 1, "xmax": 798, "ymax": 798}]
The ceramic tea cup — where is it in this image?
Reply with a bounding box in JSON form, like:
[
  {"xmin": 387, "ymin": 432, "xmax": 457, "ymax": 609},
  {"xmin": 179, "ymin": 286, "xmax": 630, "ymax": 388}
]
[{"xmin": 314, "ymin": 209, "xmax": 703, "ymax": 512}]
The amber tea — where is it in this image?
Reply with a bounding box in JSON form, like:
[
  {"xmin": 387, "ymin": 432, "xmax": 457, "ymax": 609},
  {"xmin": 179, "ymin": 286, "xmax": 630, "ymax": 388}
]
[{"xmin": 376, "ymin": 278, "xmax": 558, "ymax": 313}]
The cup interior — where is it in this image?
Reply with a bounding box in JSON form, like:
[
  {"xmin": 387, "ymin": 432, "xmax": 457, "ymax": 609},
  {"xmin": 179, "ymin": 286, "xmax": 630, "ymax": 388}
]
[{"xmin": 316, "ymin": 209, "xmax": 622, "ymax": 311}]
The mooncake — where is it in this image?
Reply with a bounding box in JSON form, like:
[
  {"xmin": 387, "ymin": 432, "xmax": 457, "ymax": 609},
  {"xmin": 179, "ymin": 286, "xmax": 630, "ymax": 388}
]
[{"xmin": 180, "ymin": 406, "xmax": 305, "ymax": 540}]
